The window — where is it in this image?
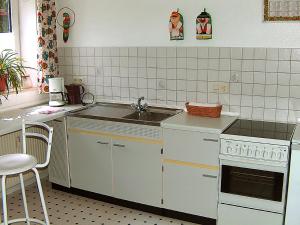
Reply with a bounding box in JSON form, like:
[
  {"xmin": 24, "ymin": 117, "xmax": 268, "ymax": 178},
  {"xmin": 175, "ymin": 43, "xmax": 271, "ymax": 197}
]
[{"xmin": 0, "ymin": 0, "xmax": 12, "ymax": 33}]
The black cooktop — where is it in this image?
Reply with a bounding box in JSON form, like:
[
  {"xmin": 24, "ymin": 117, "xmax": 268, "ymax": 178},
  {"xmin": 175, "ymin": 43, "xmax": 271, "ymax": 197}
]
[{"xmin": 223, "ymin": 119, "xmax": 296, "ymax": 141}]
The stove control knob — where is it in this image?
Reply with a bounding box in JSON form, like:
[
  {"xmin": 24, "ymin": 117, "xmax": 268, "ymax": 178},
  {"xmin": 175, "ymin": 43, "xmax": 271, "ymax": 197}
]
[
  {"xmin": 226, "ymin": 146, "xmax": 232, "ymax": 154},
  {"xmin": 263, "ymin": 151, "xmax": 269, "ymax": 159},
  {"xmin": 277, "ymin": 152, "xmax": 284, "ymax": 161},
  {"xmin": 271, "ymin": 151, "xmax": 277, "ymax": 160},
  {"xmin": 255, "ymin": 150, "xmax": 261, "ymax": 158}
]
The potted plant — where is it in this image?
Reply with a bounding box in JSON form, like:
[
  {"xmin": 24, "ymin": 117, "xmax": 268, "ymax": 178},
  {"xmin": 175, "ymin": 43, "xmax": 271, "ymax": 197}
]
[{"xmin": 0, "ymin": 49, "xmax": 27, "ymax": 94}]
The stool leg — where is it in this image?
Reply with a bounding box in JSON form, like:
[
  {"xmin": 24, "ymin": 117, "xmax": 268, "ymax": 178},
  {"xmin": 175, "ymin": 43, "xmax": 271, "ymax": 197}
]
[
  {"xmin": 20, "ymin": 173, "xmax": 31, "ymax": 225},
  {"xmin": 1, "ymin": 175, "xmax": 8, "ymax": 225},
  {"xmin": 32, "ymin": 168, "xmax": 49, "ymax": 225}
]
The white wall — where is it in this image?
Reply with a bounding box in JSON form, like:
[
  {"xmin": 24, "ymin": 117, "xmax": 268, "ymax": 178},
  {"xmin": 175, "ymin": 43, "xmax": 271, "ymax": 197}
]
[{"xmin": 57, "ymin": 0, "xmax": 300, "ymax": 48}]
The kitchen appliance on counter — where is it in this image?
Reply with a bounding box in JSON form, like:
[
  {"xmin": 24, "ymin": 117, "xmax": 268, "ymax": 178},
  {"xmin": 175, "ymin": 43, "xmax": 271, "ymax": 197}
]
[
  {"xmin": 285, "ymin": 125, "xmax": 300, "ymax": 225},
  {"xmin": 49, "ymin": 77, "xmax": 65, "ymax": 107},
  {"xmin": 218, "ymin": 119, "xmax": 296, "ymax": 225},
  {"xmin": 65, "ymin": 84, "xmax": 85, "ymax": 104}
]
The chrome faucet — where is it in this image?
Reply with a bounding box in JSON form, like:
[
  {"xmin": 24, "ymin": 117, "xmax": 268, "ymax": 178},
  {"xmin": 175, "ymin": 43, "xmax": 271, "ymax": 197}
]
[{"xmin": 132, "ymin": 97, "xmax": 148, "ymax": 113}]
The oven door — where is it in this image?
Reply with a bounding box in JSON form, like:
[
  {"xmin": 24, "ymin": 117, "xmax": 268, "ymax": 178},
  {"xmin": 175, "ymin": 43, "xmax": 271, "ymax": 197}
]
[{"xmin": 219, "ymin": 157, "xmax": 287, "ymax": 213}]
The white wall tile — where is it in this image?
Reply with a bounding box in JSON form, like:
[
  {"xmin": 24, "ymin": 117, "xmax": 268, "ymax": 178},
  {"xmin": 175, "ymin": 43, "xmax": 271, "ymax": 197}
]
[
  {"xmin": 291, "ymin": 49, "xmax": 300, "ymax": 61},
  {"xmin": 266, "ymin": 48, "xmax": 279, "ymax": 60},
  {"xmin": 243, "ymin": 48, "xmax": 254, "ymax": 59},
  {"xmin": 254, "ymin": 48, "xmax": 266, "ymax": 60},
  {"xmin": 209, "ymin": 48, "xmax": 220, "ymax": 59},
  {"xmin": 198, "ymin": 47, "xmax": 208, "ymax": 59},
  {"xmin": 279, "ymin": 49, "xmax": 291, "ymax": 61},
  {"xmin": 157, "ymin": 47, "xmax": 167, "ymax": 58},
  {"xmin": 187, "ymin": 47, "xmax": 197, "ymax": 58},
  {"xmin": 265, "ymin": 97, "xmax": 277, "ymax": 108},
  {"xmin": 220, "ymin": 48, "xmax": 231, "ymax": 59},
  {"xmin": 231, "ymin": 48, "xmax": 243, "ymax": 59},
  {"xmin": 177, "ymin": 47, "xmax": 187, "ymax": 58}
]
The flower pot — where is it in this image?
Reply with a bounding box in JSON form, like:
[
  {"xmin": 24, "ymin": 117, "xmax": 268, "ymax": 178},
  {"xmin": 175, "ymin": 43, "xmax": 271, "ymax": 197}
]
[
  {"xmin": 0, "ymin": 75, "xmax": 8, "ymax": 92},
  {"xmin": 0, "ymin": 9, "xmax": 8, "ymax": 16}
]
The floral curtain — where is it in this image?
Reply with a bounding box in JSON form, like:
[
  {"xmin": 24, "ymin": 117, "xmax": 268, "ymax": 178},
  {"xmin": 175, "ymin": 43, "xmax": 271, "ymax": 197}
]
[{"xmin": 36, "ymin": 0, "xmax": 58, "ymax": 93}]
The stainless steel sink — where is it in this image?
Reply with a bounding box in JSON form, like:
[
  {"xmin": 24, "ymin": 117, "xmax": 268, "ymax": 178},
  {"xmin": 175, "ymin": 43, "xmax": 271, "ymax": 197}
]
[
  {"xmin": 70, "ymin": 102, "xmax": 182, "ymax": 126},
  {"xmin": 123, "ymin": 111, "xmax": 173, "ymax": 122}
]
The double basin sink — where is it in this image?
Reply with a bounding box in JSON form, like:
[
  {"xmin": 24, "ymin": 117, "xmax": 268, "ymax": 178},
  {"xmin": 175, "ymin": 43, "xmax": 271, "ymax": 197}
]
[{"xmin": 71, "ymin": 102, "xmax": 182, "ymax": 126}]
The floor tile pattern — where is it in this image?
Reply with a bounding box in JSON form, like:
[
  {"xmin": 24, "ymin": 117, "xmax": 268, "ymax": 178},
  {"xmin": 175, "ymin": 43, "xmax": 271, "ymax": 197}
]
[{"xmin": 0, "ymin": 183, "xmax": 199, "ymax": 225}]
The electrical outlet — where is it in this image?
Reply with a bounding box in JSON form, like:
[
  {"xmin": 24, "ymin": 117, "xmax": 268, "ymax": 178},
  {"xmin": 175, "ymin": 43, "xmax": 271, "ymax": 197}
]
[
  {"xmin": 213, "ymin": 83, "xmax": 229, "ymax": 93},
  {"xmin": 73, "ymin": 78, "xmax": 83, "ymax": 84},
  {"xmin": 218, "ymin": 84, "xmax": 229, "ymax": 93}
]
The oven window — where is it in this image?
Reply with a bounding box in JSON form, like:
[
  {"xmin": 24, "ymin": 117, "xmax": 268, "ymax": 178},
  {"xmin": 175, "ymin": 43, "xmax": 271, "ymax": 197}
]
[{"xmin": 221, "ymin": 165, "xmax": 284, "ymax": 202}]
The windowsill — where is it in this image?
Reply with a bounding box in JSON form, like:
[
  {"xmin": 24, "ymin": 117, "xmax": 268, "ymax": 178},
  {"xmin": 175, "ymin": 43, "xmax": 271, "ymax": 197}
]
[{"xmin": 0, "ymin": 88, "xmax": 48, "ymax": 113}]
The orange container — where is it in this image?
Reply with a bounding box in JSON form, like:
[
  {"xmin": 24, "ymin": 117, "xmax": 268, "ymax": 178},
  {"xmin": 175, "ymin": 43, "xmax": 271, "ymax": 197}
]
[{"xmin": 185, "ymin": 102, "xmax": 222, "ymax": 118}]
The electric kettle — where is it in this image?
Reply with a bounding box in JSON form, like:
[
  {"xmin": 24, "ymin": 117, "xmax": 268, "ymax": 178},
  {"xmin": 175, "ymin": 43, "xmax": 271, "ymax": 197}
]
[{"xmin": 65, "ymin": 84, "xmax": 85, "ymax": 104}]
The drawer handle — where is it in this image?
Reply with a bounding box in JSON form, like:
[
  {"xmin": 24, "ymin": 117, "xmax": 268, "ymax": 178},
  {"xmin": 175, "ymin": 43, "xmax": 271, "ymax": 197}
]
[
  {"xmin": 203, "ymin": 138, "xmax": 219, "ymax": 143},
  {"xmin": 203, "ymin": 174, "xmax": 218, "ymax": 179},
  {"xmin": 113, "ymin": 144, "xmax": 126, "ymax": 148},
  {"xmin": 97, "ymin": 141, "xmax": 109, "ymax": 145}
]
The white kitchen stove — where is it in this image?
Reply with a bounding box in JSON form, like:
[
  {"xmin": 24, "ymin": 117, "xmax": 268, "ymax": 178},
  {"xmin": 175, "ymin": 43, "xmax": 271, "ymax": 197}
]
[{"xmin": 218, "ymin": 119, "xmax": 296, "ymax": 225}]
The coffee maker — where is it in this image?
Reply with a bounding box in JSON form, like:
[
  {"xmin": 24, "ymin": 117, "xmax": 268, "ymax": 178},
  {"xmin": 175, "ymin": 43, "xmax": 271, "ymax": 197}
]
[{"xmin": 49, "ymin": 77, "xmax": 65, "ymax": 107}]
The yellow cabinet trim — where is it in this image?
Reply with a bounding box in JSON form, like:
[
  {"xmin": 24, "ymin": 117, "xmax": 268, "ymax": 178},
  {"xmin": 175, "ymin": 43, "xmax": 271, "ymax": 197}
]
[
  {"xmin": 68, "ymin": 128, "xmax": 163, "ymax": 145},
  {"xmin": 163, "ymin": 159, "xmax": 219, "ymax": 171}
]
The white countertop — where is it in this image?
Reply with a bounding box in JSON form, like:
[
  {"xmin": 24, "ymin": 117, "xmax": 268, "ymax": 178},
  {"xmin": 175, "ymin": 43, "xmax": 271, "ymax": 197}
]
[
  {"xmin": 293, "ymin": 125, "xmax": 300, "ymax": 145},
  {"xmin": 0, "ymin": 104, "xmax": 86, "ymax": 136},
  {"xmin": 161, "ymin": 112, "xmax": 237, "ymax": 134}
]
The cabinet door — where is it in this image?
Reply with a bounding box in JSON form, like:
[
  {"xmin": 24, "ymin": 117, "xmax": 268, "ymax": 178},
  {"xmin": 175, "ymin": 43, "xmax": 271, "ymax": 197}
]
[
  {"xmin": 112, "ymin": 139, "xmax": 162, "ymax": 207},
  {"xmin": 49, "ymin": 118, "xmax": 70, "ymax": 187},
  {"xmin": 163, "ymin": 162, "xmax": 218, "ymax": 219},
  {"xmin": 68, "ymin": 132, "xmax": 112, "ymax": 196}
]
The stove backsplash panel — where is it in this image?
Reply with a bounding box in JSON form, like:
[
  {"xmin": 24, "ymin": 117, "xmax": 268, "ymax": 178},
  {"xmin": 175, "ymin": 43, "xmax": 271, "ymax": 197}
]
[{"xmin": 58, "ymin": 47, "xmax": 300, "ymax": 123}]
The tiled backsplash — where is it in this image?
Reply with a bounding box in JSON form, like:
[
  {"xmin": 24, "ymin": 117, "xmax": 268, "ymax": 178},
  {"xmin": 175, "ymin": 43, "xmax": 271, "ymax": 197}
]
[{"xmin": 58, "ymin": 47, "xmax": 300, "ymax": 123}]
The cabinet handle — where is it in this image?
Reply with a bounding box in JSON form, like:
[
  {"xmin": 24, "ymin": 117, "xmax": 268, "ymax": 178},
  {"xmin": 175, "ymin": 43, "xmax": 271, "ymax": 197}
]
[
  {"xmin": 53, "ymin": 119, "xmax": 63, "ymax": 122},
  {"xmin": 113, "ymin": 144, "xmax": 126, "ymax": 148},
  {"xmin": 203, "ymin": 174, "xmax": 218, "ymax": 179},
  {"xmin": 97, "ymin": 141, "xmax": 109, "ymax": 145},
  {"xmin": 203, "ymin": 138, "xmax": 219, "ymax": 143}
]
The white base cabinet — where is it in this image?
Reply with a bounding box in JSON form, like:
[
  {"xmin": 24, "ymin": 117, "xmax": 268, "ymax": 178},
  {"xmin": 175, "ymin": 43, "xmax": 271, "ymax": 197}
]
[
  {"xmin": 68, "ymin": 132, "xmax": 113, "ymax": 196},
  {"xmin": 67, "ymin": 117, "xmax": 163, "ymax": 207}
]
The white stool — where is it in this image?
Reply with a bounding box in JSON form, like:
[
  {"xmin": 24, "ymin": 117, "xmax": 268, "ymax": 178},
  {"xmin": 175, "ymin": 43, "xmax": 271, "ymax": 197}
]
[{"xmin": 0, "ymin": 120, "xmax": 53, "ymax": 225}]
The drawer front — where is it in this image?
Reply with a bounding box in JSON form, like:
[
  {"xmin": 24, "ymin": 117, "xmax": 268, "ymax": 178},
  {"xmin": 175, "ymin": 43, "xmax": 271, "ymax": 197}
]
[
  {"xmin": 163, "ymin": 128, "xmax": 220, "ymax": 165},
  {"xmin": 68, "ymin": 117, "xmax": 162, "ymax": 140},
  {"xmin": 218, "ymin": 204, "xmax": 283, "ymax": 225}
]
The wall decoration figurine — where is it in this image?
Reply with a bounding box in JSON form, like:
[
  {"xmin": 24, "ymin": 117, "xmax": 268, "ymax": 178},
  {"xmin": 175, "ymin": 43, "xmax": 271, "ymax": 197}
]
[
  {"xmin": 169, "ymin": 9, "xmax": 184, "ymax": 41},
  {"xmin": 57, "ymin": 7, "xmax": 75, "ymax": 43},
  {"xmin": 196, "ymin": 8, "xmax": 212, "ymax": 40}
]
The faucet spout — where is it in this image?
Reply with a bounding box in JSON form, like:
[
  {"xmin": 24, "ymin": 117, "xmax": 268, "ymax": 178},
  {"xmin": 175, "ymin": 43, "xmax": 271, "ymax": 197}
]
[{"xmin": 132, "ymin": 97, "xmax": 148, "ymax": 113}]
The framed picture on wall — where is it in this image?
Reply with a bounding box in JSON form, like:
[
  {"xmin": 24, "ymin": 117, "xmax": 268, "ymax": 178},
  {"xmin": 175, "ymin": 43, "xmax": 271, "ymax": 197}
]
[
  {"xmin": 0, "ymin": 0, "xmax": 12, "ymax": 33},
  {"xmin": 264, "ymin": 0, "xmax": 300, "ymax": 21}
]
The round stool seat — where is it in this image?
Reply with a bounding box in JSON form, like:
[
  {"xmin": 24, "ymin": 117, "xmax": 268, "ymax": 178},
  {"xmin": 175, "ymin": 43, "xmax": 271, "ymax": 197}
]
[{"xmin": 0, "ymin": 154, "xmax": 37, "ymax": 176}]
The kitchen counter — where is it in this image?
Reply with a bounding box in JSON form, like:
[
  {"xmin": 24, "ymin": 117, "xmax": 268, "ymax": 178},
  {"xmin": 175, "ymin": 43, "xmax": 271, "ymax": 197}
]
[
  {"xmin": 293, "ymin": 124, "xmax": 300, "ymax": 145},
  {"xmin": 0, "ymin": 104, "xmax": 86, "ymax": 136},
  {"xmin": 161, "ymin": 112, "xmax": 237, "ymax": 134}
]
